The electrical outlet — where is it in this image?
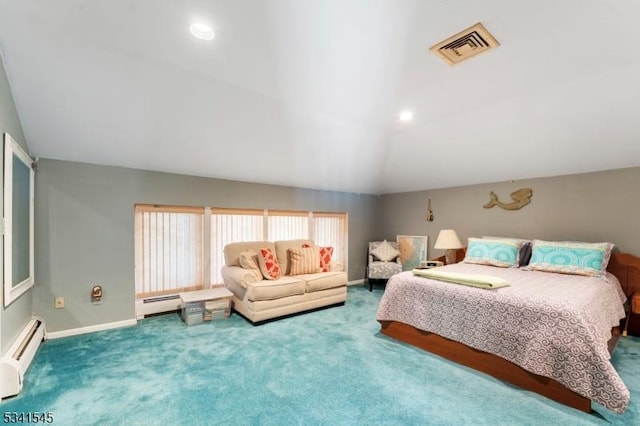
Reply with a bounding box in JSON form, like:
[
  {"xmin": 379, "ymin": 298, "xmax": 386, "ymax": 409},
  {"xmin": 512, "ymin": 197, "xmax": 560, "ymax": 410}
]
[{"xmin": 54, "ymin": 296, "xmax": 65, "ymax": 309}]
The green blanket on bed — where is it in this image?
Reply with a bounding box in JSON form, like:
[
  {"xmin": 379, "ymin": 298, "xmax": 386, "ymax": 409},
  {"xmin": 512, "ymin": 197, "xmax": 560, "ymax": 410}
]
[{"xmin": 412, "ymin": 268, "xmax": 510, "ymax": 289}]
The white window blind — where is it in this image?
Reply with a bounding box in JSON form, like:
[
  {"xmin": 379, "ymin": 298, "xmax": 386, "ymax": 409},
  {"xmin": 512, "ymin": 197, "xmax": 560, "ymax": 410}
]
[
  {"xmin": 134, "ymin": 205, "xmax": 204, "ymax": 298},
  {"xmin": 210, "ymin": 209, "xmax": 347, "ymax": 284},
  {"xmin": 313, "ymin": 213, "xmax": 348, "ymax": 270},
  {"xmin": 210, "ymin": 208, "xmax": 264, "ymax": 285},
  {"xmin": 136, "ymin": 205, "xmax": 348, "ymax": 290},
  {"xmin": 267, "ymin": 211, "xmax": 309, "ymax": 241}
]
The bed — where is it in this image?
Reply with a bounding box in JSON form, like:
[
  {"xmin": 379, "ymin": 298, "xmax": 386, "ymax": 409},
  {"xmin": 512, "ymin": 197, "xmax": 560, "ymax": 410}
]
[{"xmin": 376, "ymin": 244, "xmax": 640, "ymax": 414}]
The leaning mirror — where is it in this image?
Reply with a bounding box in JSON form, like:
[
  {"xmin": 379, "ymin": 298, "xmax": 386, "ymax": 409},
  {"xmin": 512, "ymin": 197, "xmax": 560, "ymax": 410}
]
[{"xmin": 3, "ymin": 133, "xmax": 35, "ymax": 306}]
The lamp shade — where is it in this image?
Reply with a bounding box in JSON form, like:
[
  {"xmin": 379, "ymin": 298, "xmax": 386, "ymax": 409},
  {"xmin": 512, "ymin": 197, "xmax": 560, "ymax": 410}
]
[{"xmin": 434, "ymin": 229, "xmax": 463, "ymax": 250}]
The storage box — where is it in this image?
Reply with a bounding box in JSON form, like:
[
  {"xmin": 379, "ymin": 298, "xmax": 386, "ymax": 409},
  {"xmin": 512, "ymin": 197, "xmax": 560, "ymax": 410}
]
[
  {"xmin": 205, "ymin": 308, "xmax": 231, "ymax": 321},
  {"xmin": 181, "ymin": 300, "xmax": 203, "ymax": 324},
  {"xmin": 205, "ymin": 299, "xmax": 230, "ymax": 311},
  {"xmin": 183, "ymin": 311, "xmax": 204, "ymax": 325}
]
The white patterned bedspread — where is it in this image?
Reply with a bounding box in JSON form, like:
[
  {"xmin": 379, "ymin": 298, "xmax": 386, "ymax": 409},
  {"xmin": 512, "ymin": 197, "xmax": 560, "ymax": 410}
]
[{"xmin": 376, "ymin": 263, "xmax": 629, "ymax": 413}]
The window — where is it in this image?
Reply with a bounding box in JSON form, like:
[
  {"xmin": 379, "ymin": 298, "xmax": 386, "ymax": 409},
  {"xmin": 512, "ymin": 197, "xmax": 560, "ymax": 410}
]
[
  {"xmin": 313, "ymin": 212, "xmax": 347, "ymax": 270},
  {"xmin": 134, "ymin": 205, "xmax": 204, "ymax": 298},
  {"xmin": 3, "ymin": 133, "xmax": 35, "ymax": 306},
  {"xmin": 267, "ymin": 210, "xmax": 308, "ymax": 241},
  {"xmin": 135, "ymin": 205, "xmax": 348, "ymax": 296},
  {"xmin": 210, "ymin": 208, "xmax": 264, "ymax": 289},
  {"xmin": 209, "ymin": 208, "xmax": 347, "ymax": 284}
]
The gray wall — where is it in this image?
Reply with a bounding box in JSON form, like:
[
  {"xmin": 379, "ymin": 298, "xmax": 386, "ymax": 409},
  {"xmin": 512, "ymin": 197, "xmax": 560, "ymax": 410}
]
[
  {"xmin": 377, "ymin": 167, "xmax": 640, "ymax": 260},
  {"xmin": 0, "ymin": 49, "xmax": 32, "ymax": 355},
  {"xmin": 38, "ymin": 158, "xmax": 640, "ymax": 335},
  {"xmin": 34, "ymin": 159, "xmax": 378, "ymax": 332}
]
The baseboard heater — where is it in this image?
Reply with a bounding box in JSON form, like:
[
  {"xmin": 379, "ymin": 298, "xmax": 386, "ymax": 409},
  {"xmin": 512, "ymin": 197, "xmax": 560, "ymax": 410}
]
[
  {"xmin": 135, "ymin": 294, "xmax": 181, "ymax": 319},
  {"xmin": 0, "ymin": 316, "xmax": 46, "ymax": 400}
]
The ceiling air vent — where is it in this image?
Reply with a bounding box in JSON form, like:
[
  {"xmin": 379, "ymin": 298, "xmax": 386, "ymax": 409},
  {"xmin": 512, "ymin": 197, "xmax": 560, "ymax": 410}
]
[{"xmin": 430, "ymin": 22, "xmax": 499, "ymax": 66}]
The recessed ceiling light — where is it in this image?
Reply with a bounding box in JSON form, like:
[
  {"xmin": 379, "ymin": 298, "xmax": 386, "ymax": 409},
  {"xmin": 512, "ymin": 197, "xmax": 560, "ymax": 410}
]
[
  {"xmin": 399, "ymin": 110, "xmax": 414, "ymax": 122},
  {"xmin": 189, "ymin": 23, "xmax": 215, "ymax": 41}
]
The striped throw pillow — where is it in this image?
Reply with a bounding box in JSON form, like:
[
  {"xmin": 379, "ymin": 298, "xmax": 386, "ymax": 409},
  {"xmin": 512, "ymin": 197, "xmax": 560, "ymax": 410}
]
[
  {"xmin": 303, "ymin": 243, "xmax": 334, "ymax": 272},
  {"xmin": 289, "ymin": 247, "xmax": 322, "ymax": 275}
]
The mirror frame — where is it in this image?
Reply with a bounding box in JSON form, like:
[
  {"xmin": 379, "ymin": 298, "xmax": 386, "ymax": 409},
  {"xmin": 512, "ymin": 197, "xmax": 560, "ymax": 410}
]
[{"xmin": 3, "ymin": 133, "xmax": 35, "ymax": 307}]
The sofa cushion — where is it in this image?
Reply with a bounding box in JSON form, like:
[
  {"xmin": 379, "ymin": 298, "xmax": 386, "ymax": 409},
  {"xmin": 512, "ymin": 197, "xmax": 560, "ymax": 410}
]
[
  {"xmin": 246, "ymin": 277, "xmax": 306, "ymax": 301},
  {"xmin": 239, "ymin": 250, "xmax": 262, "ymax": 280},
  {"xmin": 224, "ymin": 241, "xmax": 275, "ymax": 266},
  {"xmin": 221, "ymin": 265, "xmax": 260, "ymax": 290},
  {"xmin": 368, "ymin": 261, "xmax": 402, "ymax": 280},
  {"xmin": 299, "ymin": 271, "xmax": 348, "ymax": 292},
  {"xmin": 275, "ymin": 239, "xmax": 314, "ymax": 275},
  {"xmin": 289, "ymin": 246, "xmax": 322, "ymax": 275},
  {"xmin": 258, "ymin": 247, "xmax": 281, "ymax": 280}
]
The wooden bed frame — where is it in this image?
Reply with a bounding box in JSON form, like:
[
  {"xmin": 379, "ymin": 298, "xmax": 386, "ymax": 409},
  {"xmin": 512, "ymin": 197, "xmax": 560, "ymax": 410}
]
[{"xmin": 378, "ymin": 251, "xmax": 640, "ymax": 413}]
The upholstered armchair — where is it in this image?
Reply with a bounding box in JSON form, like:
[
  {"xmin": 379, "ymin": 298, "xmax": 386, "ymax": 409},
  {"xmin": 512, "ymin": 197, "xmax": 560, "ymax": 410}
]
[{"xmin": 367, "ymin": 240, "xmax": 402, "ymax": 291}]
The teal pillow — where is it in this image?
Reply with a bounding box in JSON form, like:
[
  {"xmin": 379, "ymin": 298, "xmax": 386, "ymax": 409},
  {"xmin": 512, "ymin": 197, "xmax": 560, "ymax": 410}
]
[
  {"xmin": 463, "ymin": 238, "xmax": 520, "ymax": 268},
  {"xmin": 482, "ymin": 236, "xmax": 532, "ymax": 266},
  {"xmin": 527, "ymin": 240, "xmax": 614, "ymax": 277}
]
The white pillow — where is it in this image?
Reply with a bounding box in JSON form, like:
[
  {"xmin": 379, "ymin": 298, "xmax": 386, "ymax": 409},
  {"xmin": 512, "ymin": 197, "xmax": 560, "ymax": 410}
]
[
  {"xmin": 371, "ymin": 240, "xmax": 400, "ymax": 262},
  {"xmin": 239, "ymin": 250, "xmax": 263, "ymax": 280}
]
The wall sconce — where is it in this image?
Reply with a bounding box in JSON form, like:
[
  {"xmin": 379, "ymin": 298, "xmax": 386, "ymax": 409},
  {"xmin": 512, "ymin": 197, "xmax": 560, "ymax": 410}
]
[{"xmin": 426, "ymin": 198, "xmax": 434, "ymax": 222}]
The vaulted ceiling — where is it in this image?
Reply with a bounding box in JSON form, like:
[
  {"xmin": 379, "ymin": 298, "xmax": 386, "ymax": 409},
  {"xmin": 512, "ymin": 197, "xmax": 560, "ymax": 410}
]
[{"xmin": 1, "ymin": 1, "xmax": 639, "ymax": 194}]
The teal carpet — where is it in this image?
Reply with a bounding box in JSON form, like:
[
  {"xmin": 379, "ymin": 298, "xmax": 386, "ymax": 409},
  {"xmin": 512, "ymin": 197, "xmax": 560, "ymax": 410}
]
[{"xmin": 3, "ymin": 286, "xmax": 640, "ymax": 425}]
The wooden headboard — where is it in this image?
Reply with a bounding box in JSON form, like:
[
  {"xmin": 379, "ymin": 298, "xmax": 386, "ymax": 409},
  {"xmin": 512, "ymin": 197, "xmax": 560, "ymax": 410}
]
[{"xmin": 607, "ymin": 252, "xmax": 640, "ymax": 297}]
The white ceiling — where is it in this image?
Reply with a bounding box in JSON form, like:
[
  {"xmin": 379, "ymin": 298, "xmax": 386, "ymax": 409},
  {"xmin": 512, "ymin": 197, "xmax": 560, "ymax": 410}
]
[{"xmin": 1, "ymin": 0, "xmax": 639, "ymax": 195}]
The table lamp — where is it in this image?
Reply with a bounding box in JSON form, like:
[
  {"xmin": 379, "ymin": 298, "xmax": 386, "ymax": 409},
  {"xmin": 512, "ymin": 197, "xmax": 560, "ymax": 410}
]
[{"xmin": 434, "ymin": 229, "xmax": 463, "ymax": 265}]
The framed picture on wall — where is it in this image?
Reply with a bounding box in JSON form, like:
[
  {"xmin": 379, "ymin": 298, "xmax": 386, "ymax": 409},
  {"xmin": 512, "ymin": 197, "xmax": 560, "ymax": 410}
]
[{"xmin": 396, "ymin": 235, "xmax": 428, "ymax": 271}]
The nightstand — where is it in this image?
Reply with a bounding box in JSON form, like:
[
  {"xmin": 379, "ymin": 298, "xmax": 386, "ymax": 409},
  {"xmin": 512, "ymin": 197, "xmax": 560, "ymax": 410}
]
[
  {"xmin": 623, "ymin": 292, "xmax": 640, "ymax": 337},
  {"xmin": 432, "ymin": 247, "xmax": 467, "ymax": 265},
  {"xmin": 418, "ymin": 260, "xmax": 444, "ymax": 269}
]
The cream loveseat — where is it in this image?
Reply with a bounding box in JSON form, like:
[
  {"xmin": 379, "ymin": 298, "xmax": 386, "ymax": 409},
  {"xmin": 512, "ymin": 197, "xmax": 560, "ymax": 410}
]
[{"xmin": 221, "ymin": 239, "xmax": 348, "ymax": 324}]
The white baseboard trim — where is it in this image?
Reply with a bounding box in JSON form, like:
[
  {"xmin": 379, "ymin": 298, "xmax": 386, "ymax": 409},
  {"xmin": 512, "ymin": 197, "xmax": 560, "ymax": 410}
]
[
  {"xmin": 45, "ymin": 318, "xmax": 138, "ymax": 340},
  {"xmin": 47, "ymin": 281, "xmax": 365, "ymax": 338}
]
